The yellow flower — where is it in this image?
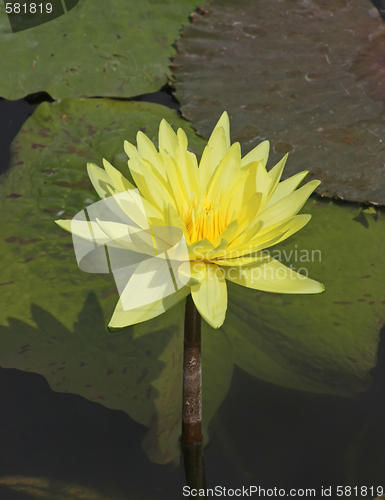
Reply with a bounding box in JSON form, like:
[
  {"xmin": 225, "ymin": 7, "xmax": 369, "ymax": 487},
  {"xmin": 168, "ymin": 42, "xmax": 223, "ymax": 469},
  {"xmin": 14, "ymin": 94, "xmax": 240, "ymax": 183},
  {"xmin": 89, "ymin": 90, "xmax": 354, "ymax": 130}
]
[{"xmin": 56, "ymin": 112, "xmax": 324, "ymax": 329}]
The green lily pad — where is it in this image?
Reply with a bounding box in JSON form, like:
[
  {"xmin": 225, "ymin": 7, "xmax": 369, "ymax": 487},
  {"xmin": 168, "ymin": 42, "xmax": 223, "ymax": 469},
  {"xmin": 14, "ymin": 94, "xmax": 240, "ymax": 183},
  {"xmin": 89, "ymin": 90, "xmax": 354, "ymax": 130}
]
[
  {"xmin": 223, "ymin": 201, "xmax": 385, "ymax": 396},
  {"xmin": 173, "ymin": 0, "xmax": 385, "ymax": 205},
  {"xmin": 0, "ymin": 475, "xmax": 121, "ymax": 500},
  {"xmin": 0, "ymin": 0, "xmax": 198, "ymax": 100},
  {"xmin": 0, "ymin": 99, "xmax": 234, "ymax": 465},
  {"xmin": 1, "ymin": 98, "xmax": 385, "ymax": 466}
]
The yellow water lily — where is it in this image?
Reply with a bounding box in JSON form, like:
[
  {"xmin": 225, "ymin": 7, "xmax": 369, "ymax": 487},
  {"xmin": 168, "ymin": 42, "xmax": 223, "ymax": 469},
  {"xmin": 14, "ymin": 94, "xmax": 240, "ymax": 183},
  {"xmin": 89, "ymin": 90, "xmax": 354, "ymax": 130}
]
[{"xmin": 56, "ymin": 112, "xmax": 324, "ymax": 329}]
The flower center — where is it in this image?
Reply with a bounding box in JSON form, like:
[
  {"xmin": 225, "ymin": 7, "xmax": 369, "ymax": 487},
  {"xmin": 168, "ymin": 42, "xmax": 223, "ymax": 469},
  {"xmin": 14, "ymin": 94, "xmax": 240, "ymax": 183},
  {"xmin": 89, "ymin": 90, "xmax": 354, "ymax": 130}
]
[{"xmin": 184, "ymin": 195, "xmax": 229, "ymax": 243}]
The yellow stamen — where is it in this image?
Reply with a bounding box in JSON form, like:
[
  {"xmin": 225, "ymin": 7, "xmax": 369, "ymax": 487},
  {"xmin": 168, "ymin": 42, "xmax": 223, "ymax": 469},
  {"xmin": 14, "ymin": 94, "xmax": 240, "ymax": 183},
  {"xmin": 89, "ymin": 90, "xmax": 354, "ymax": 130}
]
[{"xmin": 184, "ymin": 194, "xmax": 229, "ymax": 243}]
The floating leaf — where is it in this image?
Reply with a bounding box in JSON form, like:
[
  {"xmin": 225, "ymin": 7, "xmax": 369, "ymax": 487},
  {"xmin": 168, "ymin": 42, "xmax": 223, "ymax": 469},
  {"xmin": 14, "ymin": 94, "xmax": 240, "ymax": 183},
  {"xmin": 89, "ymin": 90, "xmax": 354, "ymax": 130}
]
[
  {"xmin": 1, "ymin": 98, "xmax": 385, "ymax": 467},
  {"xmin": 0, "ymin": 0, "xmax": 198, "ymax": 100},
  {"xmin": 0, "ymin": 475, "xmax": 121, "ymax": 499},
  {"xmin": 223, "ymin": 200, "xmax": 385, "ymax": 396},
  {"xmin": 0, "ymin": 99, "xmax": 233, "ymax": 464},
  {"xmin": 173, "ymin": 0, "xmax": 385, "ymax": 205}
]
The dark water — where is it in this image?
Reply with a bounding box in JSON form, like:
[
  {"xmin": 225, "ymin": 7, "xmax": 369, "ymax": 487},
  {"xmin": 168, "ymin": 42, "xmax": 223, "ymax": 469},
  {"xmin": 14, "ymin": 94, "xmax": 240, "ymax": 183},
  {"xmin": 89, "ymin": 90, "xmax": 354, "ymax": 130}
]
[{"xmin": 1, "ymin": 88, "xmax": 385, "ymax": 500}]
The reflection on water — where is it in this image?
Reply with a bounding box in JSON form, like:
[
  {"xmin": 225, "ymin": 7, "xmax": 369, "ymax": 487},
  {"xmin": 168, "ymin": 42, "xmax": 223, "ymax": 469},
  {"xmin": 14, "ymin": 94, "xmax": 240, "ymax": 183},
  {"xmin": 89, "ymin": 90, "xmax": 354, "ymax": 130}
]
[
  {"xmin": 0, "ymin": 476, "xmax": 118, "ymax": 500},
  {"xmin": 1, "ymin": 70, "xmax": 385, "ymax": 500},
  {"xmin": 1, "ymin": 326, "xmax": 385, "ymax": 500}
]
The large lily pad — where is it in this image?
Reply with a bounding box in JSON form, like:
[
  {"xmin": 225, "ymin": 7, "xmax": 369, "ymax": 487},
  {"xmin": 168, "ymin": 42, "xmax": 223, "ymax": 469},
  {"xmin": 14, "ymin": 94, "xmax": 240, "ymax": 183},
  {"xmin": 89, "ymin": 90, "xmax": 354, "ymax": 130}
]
[
  {"xmin": 0, "ymin": 99, "xmax": 233, "ymax": 464},
  {"xmin": 223, "ymin": 201, "xmax": 385, "ymax": 396},
  {"xmin": 0, "ymin": 476, "xmax": 122, "ymax": 500},
  {"xmin": 173, "ymin": 0, "xmax": 385, "ymax": 205},
  {"xmin": 0, "ymin": 0, "xmax": 198, "ymax": 100},
  {"xmin": 1, "ymin": 98, "xmax": 385, "ymax": 466}
]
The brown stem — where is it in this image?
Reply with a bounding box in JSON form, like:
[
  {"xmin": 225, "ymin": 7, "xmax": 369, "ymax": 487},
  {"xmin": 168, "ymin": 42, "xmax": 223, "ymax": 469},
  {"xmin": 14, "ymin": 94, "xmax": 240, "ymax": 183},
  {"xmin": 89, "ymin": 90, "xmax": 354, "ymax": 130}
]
[
  {"xmin": 182, "ymin": 441, "xmax": 206, "ymax": 492},
  {"xmin": 181, "ymin": 294, "xmax": 202, "ymax": 445}
]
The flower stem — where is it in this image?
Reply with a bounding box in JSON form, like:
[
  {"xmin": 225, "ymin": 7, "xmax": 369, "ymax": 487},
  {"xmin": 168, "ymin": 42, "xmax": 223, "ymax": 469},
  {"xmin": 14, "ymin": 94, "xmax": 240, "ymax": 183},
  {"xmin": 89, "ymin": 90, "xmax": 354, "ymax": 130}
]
[
  {"xmin": 182, "ymin": 440, "xmax": 206, "ymax": 492},
  {"xmin": 182, "ymin": 294, "xmax": 202, "ymax": 445}
]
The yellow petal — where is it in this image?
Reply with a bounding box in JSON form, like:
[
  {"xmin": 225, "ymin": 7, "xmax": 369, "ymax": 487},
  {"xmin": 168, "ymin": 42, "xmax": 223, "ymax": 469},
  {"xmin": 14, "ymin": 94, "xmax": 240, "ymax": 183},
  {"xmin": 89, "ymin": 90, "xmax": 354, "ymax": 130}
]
[
  {"xmin": 158, "ymin": 119, "xmax": 178, "ymax": 156},
  {"xmin": 174, "ymin": 137, "xmax": 200, "ymax": 199},
  {"xmin": 211, "ymin": 221, "xmax": 239, "ymax": 249},
  {"xmin": 55, "ymin": 218, "xmax": 109, "ymax": 244},
  {"xmin": 128, "ymin": 156, "xmax": 176, "ymax": 213},
  {"xmin": 164, "ymin": 203, "xmax": 191, "ymax": 245},
  {"xmin": 108, "ymin": 286, "xmax": 189, "ymax": 329},
  {"xmin": 177, "ymin": 127, "xmax": 189, "ymax": 150},
  {"xmin": 257, "ymin": 180, "xmax": 320, "ymax": 228},
  {"xmin": 136, "ymin": 130, "xmax": 166, "ymax": 179},
  {"xmin": 222, "ymin": 258, "xmax": 324, "ymax": 294},
  {"xmin": 255, "ymin": 160, "xmax": 272, "ymax": 208},
  {"xmin": 214, "ymin": 251, "xmax": 269, "ymax": 267},
  {"xmin": 191, "ymin": 264, "xmax": 227, "ymax": 328},
  {"xmin": 213, "ymin": 111, "xmax": 230, "ymax": 150},
  {"xmin": 265, "ymin": 170, "xmax": 309, "ymax": 209},
  {"xmin": 102, "ymin": 159, "xmax": 135, "ymax": 192},
  {"xmin": 199, "ymin": 126, "xmax": 229, "ymax": 187},
  {"xmin": 267, "ymin": 154, "xmax": 288, "ymax": 195},
  {"xmin": 188, "ymin": 238, "xmax": 216, "ymax": 260},
  {"xmin": 206, "ymin": 142, "xmax": 241, "ymax": 199},
  {"xmin": 87, "ymin": 163, "xmax": 114, "ymax": 199},
  {"xmin": 160, "ymin": 150, "xmax": 190, "ymax": 216},
  {"xmin": 241, "ymin": 140, "xmax": 270, "ymax": 167},
  {"xmin": 227, "ymin": 220, "xmax": 264, "ymax": 251},
  {"xmin": 261, "ymin": 214, "xmax": 311, "ymax": 248},
  {"xmin": 178, "ymin": 261, "xmax": 206, "ymax": 287},
  {"xmin": 139, "ymin": 157, "xmax": 178, "ymax": 210},
  {"xmin": 95, "ymin": 219, "xmax": 149, "ymax": 253},
  {"xmin": 115, "ymin": 256, "xmax": 182, "ymax": 311},
  {"xmin": 226, "ymin": 193, "xmax": 263, "ymax": 246},
  {"xmin": 125, "ymin": 156, "xmax": 157, "ymax": 209},
  {"xmin": 230, "ymin": 214, "xmax": 312, "ymax": 255}
]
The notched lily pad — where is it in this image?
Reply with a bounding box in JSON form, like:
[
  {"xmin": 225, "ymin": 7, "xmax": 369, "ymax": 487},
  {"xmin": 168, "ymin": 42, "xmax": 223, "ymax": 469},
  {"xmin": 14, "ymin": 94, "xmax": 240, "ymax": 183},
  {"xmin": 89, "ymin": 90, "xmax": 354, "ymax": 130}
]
[
  {"xmin": 1, "ymin": 98, "xmax": 385, "ymax": 465},
  {"xmin": 173, "ymin": 0, "xmax": 385, "ymax": 205},
  {"xmin": 0, "ymin": 99, "xmax": 226, "ymax": 465},
  {"xmin": 0, "ymin": 0, "xmax": 199, "ymax": 99},
  {"xmin": 223, "ymin": 200, "xmax": 385, "ymax": 397},
  {"xmin": 0, "ymin": 475, "xmax": 119, "ymax": 500}
]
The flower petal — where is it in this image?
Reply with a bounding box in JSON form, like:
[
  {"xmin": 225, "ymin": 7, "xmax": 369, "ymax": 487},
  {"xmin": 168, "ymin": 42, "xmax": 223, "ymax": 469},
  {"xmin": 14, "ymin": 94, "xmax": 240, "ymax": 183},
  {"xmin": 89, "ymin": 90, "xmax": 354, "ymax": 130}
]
[
  {"xmin": 160, "ymin": 150, "xmax": 190, "ymax": 216},
  {"xmin": 188, "ymin": 238, "xmax": 216, "ymax": 260},
  {"xmin": 222, "ymin": 258, "xmax": 325, "ymax": 294},
  {"xmin": 213, "ymin": 111, "xmax": 231, "ymax": 150},
  {"xmin": 164, "ymin": 203, "xmax": 191, "ymax": 244},
  {"xmin": 108, "ymin": 286, "xmax": 189, "ymax": 330},
  {"xmin": 214, "ymin": 251, "xmax": 269, "ymax": 267},
  {"xmin": 178, "ymin": 261, "xmax": 206, "ymax": 287},
  {"xmin": 136, "ymin": 130, "xmax": 166, "ymax": 179},
  {"xmin": 231, "ymin": 214, "xmax": 312, "ymax": 255},
  {"xmin": 113, "ymin": 255, "xmax": 183, "ymax": 313},
  {"xmin": 241, "ymin": 140, "xmax": 270, "ymax": 167},
  {"xmin": 175, "ymin": 132, "xmax": 200, "ymax": 198},
  {"xmin": 158, "ymin": 119, "xmax": 178, "ymax": 156},
  {"xmin": 87, "ymin": 162, "xmax": 115, "ymax": 199},
  {"xmin": 267, "ymin": 154, "xmax": 288, "ymax": 195},
  {"xmin": 206, "ymin": 142, "xmax": 242, "ymax": 199},
  {"xmin": 191, "ymin": 264, "xmax": 228, "ymax": 328},
  {"xmin": 265, "ymin": 170, "xmax": 309, "ymax": 209},
  {"xmin": 55, "ymin": 218, "xmax": 109, "ymax": 244},
  {"xmin": 199, "ymin": 118, "xmax": 230, "ymax": 187},
  {"xmin": 257, "ymin": 180, "xmax": 320, "ymax": 228},
  {"xmin": 102, "ymin": 158, "xmax": 135, "ymax": 192}
]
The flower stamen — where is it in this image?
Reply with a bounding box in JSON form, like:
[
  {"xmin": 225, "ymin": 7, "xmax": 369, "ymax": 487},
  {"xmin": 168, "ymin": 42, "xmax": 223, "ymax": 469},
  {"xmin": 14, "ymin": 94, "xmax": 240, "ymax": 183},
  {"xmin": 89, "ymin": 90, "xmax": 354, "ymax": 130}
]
[{"xmin": 184, "ymin": 194, "xmax": 229, "ymax": 243}]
